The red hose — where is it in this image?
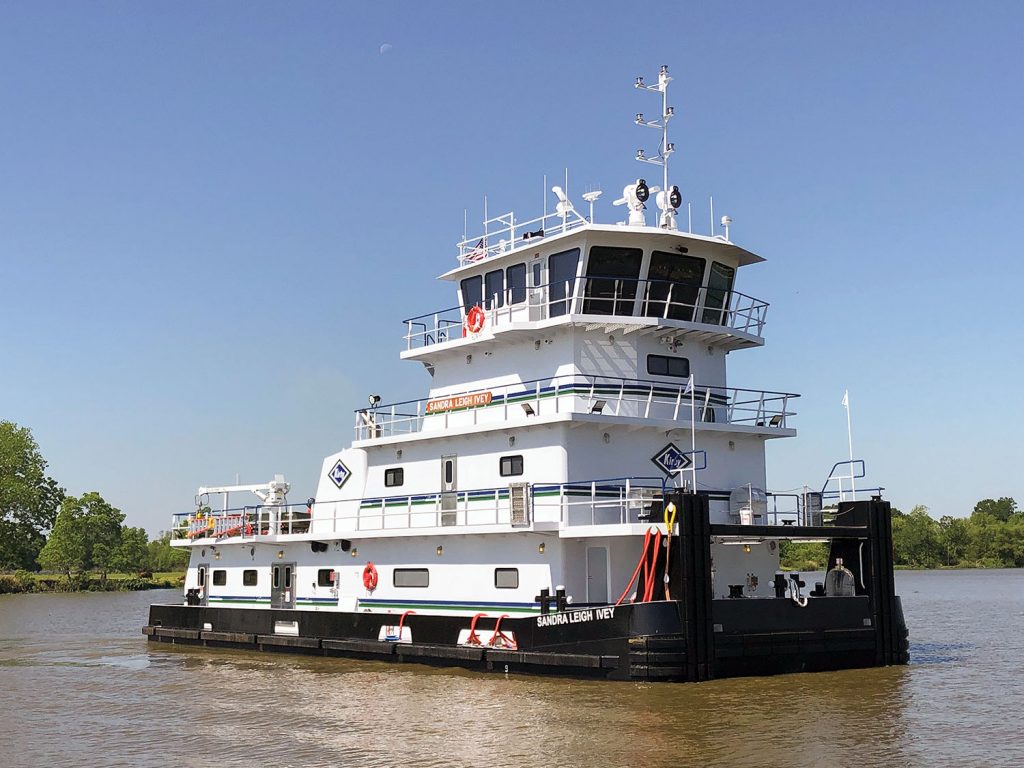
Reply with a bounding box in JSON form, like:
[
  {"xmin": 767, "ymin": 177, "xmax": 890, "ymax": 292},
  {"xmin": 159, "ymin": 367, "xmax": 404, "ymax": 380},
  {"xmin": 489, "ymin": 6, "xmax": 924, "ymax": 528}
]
[
  {"xmin": 615, "ymin": 528, "xmax": 653, "ymax": 606},
  {"xmin": 642, "ymin": 530, "xmax": 663, "ymax": 602}
]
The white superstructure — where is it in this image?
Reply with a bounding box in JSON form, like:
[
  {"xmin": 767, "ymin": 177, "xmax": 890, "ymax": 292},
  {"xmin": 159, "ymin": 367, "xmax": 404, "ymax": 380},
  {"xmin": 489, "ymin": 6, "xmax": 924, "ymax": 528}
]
[{"xmin": 173, "ymin": 66, "xmax": 812, "ymax": 619}]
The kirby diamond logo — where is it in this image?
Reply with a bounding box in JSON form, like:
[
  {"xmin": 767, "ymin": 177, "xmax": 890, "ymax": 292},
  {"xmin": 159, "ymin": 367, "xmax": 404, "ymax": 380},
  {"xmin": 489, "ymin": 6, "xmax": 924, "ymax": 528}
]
[
  {"xmin": 329, "ymin": 459, "xmax": 351, "ymax": 489},
  {"xmin": 651, "ymin": 443, "xmax": 692, "ymax": 476}
]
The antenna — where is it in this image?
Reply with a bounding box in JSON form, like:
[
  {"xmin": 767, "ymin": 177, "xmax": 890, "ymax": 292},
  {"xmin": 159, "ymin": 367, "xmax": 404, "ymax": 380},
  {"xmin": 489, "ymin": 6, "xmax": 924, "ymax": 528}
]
[
  {"xmin": 582, "ymin": 189, "xmax": 603, "ymax": 222},
  {"xmin": 633, "ymin": 65, "xmax": 679, "ymax": 229},
  {"xmin": 720, "ymin": 215, "xmax": 732, "ymax": 241}
]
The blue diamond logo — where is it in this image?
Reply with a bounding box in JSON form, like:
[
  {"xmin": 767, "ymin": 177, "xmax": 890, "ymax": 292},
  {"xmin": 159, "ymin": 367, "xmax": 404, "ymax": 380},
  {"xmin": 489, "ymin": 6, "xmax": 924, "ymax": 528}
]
[
  {"xmin": 329, "ymin": 459, "xmax": 351, "ymax": 489},
  {"xmin": 651, "ymin": 443, "xmax": 692, "ymax": 475}
]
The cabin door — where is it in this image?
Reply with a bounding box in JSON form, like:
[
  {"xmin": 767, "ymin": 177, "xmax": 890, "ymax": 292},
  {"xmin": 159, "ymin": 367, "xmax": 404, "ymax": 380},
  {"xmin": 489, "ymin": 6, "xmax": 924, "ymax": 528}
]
[
  {"xmin": 196, "ymin": 563, "xmax": 210, "ymax": 606},
  {"xmin": 271, "ymin": 562, "xmax": 296, "ymax": 609},
  {"xmin": 528, "ymin": 257, "xmax": 546, "ymax": 321},
  {"xmin": 586, "ymin": 547, "xmax": 609, "ymax": 604},
  {"xmin": 440, "ymin": 455, "xmax": 458, "ymax": 526}
]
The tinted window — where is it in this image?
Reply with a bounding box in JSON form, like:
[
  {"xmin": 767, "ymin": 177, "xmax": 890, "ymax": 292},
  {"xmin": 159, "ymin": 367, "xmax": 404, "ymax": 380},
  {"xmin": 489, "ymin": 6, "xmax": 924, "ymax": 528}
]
[
  {"xmin": 284, "ymin": 566, "xmax": 292, "ymax": 589},
  {"xmin": 507, "ymin": 263, "xmax": 527, "ymax": 304},
  {"xmin": 484, "ymin": 269, "xmax": 504, "ymax": 309},
  {"xmin": 198, "ymin": 567, "xmax": 206, "ymax": 587},
  {"xmin": 647, "ymin": 355, "xmax": 690, "ymax": 378},
  {"xmin": 243, "ymin": 569, "xmax": 258, "ymax": 586},
  {"xmin": 548, "ymin": 248, "xmax": 580, "ymax": 317},
  {"xmin": 444, "ymin": 460, "xmax": 454, "ymax": 484},
  {"xmin": 317, "ymin": 569, "xmax": 335, "ymax": 587},
  {"xmin": 212, "ymin": 569, "xmax": 226, "ymax": 586},
  {"xmin": 384, "ymin": 468, "xmax": 404, "ymax": 487},
  {"xmin": 701, "ymin": 261, "xmax": 736, "ymax": 325},
  {"xmin": 645, "ymin": 251, "xmax": 706, "ymax": 321},
  {"xmin": 584, "ymin": 246, "xmax": 643, "ymax": 315},
  {"xmin": 394, "ymin": 568, "xmax": 429, "ymax": 588},
  {"xmin": 272, "ymin": 566, "xmax": 279, "ymax": 589},
  {"xmin": 495, "ymin": 568, "xmax": 519, "ymax": 589},
  {"xmin": 460, "ymin": 275, "xmax": 483, "ymax": 310},
  {"xmin": 500, "ymin": 455, "xmax": 524, "ymax": 477}
]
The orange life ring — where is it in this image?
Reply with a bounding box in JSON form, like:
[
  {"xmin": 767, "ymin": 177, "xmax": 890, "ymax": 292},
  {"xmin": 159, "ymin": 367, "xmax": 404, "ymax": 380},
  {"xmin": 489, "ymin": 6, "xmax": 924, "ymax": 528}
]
[
  {"xmin": 362, "ymin": 562, "xmax": 378, "ymax": 591},
  {"xmin": 465, "ymin": 304, "xmax": 485, "ymax": 334}
]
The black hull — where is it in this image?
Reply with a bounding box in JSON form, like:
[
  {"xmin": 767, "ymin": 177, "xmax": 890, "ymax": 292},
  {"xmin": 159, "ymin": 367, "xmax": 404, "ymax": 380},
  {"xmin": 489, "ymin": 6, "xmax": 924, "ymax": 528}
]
[
  {"xmin": 146, "ymin": 496, "xmax": 909, "ymax": 682},
  {"xmin": 146, "ymin": 595, "xmax": 907, "ymax": 682}
]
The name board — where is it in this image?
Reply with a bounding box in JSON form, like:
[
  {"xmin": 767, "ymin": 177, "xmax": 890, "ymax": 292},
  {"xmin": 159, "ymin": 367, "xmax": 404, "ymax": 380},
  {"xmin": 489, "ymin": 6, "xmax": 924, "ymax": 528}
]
[
  {"xmin": 535, "ymin": 606, "xmax": 615, "ymax": 628},
  {"xmin": 426, "ymin": 391, "xmax": 493, "ymax": 414}
]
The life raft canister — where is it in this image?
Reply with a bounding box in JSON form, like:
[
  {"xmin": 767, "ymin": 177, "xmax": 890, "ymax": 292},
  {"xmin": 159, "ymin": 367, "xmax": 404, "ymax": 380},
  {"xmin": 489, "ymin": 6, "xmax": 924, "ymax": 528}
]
[
  {"xmin": 465, "ymin": 304, "xmax": 485, "ymax": 334},
  {"xmin": 362, "ymin": 562, "xmax": 378, "ymax": 591}
]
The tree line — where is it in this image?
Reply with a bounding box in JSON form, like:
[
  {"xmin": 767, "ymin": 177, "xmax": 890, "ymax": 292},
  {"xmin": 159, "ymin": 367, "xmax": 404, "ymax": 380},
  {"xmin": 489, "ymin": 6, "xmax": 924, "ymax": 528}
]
[
  {"xmin": 1, "ymin": 421, "xmax": 186, "ymax": 588},
  {"xmin": 892, "ymin": 498, "xmax": 1023, "ymax": 568}
]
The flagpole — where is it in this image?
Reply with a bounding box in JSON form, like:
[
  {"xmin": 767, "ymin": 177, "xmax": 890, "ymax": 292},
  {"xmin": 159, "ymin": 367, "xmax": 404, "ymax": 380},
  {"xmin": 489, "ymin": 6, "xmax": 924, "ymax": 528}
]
[{"xmin": 843, "ymin": 390, "xmax": 855, "ymax": 499}]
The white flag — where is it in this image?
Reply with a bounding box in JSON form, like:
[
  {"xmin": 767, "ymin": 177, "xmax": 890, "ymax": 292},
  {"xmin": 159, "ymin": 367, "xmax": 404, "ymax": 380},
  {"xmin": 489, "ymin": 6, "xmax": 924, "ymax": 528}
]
[
  {"xmin": 684, "ymin": 374, "xmax": 694, "ymax": 395},
  {"xmin": 842, "ymin": 390, "xmax": 849, "ymax": 408}
]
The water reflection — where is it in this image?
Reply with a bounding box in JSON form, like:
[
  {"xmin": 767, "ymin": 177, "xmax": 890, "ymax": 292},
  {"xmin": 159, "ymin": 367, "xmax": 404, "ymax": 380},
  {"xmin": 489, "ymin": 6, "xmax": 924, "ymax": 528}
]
[{"xmin": 1, "ymin": 574, "xmax": 1023, "ymax": 767}]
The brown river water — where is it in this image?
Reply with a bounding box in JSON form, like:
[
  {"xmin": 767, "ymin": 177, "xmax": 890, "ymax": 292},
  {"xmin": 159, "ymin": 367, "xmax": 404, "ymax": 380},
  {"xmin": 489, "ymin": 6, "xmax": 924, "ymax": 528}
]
[{"xmin": 0, "ymin": 569, "xmax": 1021, "ymax": 767}]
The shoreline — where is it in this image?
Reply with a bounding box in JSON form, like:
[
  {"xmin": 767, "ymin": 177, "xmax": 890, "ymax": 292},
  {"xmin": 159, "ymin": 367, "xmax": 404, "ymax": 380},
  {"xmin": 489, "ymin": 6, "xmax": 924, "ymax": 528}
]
[{"xmin": 0, "ymin": 572, "xmax": 184, "ymax": 595}]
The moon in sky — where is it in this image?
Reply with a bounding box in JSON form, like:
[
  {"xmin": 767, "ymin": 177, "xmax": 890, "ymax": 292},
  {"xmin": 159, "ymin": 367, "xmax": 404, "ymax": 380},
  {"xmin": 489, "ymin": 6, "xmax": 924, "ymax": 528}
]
[{"xmin": 379, "ymin": 43, "xmax": 393, "ymax": 55}]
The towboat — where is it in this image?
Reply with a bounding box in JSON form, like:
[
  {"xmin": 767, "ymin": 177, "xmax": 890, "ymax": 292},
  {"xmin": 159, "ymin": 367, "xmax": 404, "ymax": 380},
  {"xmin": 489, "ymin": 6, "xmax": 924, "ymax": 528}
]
[{"xmin": 146, "ymin": 66, "xmax": 909, "ymax": 681}]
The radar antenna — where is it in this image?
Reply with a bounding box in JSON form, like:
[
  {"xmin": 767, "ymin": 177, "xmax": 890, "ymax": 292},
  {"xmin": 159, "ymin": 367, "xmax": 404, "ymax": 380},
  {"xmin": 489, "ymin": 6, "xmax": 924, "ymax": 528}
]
[{"xmin": 634, "ymin": 65, "xmax": 680, "ymax": 230}]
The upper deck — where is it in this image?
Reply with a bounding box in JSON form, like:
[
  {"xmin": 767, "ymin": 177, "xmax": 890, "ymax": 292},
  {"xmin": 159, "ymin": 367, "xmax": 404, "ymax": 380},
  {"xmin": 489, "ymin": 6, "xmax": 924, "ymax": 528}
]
[{"xmin": 404, "ymin": 225, "xmax": 769, "ymax": 358}]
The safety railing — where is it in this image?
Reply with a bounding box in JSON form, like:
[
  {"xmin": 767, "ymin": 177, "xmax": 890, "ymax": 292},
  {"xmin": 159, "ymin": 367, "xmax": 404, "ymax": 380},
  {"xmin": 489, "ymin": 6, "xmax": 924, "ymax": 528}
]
[
  {"xmin": 172, "ymin": 477, "xmax": 671, "ymax": 540},
  {"xmin": 457, "ymin": 208, "xmax": 588, "ymax": 264},
  {"xmin": 354, "ymin": 374, "xmax": 798, "ymax": 440},
  {"xmin": 403, "ymin": 277, "xmax": 768, "ymax": 350},
  {"xmin": 171, "ymin": 475, "xmax": 865, "ymax": 543}
]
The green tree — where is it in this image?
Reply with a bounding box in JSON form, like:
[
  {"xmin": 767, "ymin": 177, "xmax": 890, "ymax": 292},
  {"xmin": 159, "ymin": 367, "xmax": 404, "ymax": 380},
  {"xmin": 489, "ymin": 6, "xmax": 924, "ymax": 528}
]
[
  {"xmin": 79, "ymin": 492, "xmax": 125, "ymax": 585},
  {"xmin": 37, "ymin": 496, "xmax": 88, "ymax": 583},
  {"xmin": 112, "ymin": 526, "xmax": 150, "ymax": 573},
  {"xmin": 939, "ymin": 515, "xmax": 970, "ymax": 566},
  {"xmin": 0, "ymin": 422, "xmax": 65, "ymax": 570},
  {"xmin": 145, "ymin": 531, "xmax": 189, "ymax": 572},
  {"xmin": 972, "ymin": 497, "xmax": 1018, "ymax": 522},
  {"xmin": 892, "ymin": 504, "xmax": 943, "ymax": 567}
]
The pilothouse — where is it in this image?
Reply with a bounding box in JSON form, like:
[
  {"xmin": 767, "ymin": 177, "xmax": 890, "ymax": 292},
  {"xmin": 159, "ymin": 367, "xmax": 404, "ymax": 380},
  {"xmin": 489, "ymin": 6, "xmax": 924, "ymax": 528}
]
[{"xmin": 147, "ymin": 67, "xmax": 909, "ymax": 682}]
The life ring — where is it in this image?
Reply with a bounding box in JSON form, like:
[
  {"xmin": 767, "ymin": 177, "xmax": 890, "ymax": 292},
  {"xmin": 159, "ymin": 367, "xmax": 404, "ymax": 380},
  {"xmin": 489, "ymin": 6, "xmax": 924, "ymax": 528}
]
[
  {"xmin": 465, "ymin": 304, "xmax": 485, "ymax": 334},
  {"xmin": 362, "ymin": 562, "xmax": 378, "ymax": 591}
]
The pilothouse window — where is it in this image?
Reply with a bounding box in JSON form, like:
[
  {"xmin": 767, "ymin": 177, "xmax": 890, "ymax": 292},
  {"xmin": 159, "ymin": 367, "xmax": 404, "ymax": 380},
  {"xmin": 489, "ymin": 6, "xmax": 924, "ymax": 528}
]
[
  {"xmin": 548, "ymin": 248, "xmax": 580, "ymax": 317},
  {"xmin": 584, "ymin": 246, "xmax": 643, "ymax": 315},
  {"xmin": 507, "ymin": 263, "xmax": 527, "ymax": 304},
  {"xmin": 645, "ymin": 251, "xmax": 706, "ymax": 321},
  {"xmin": 701, "ymin": 262, "xmax": 736, "ymax": 325},
  {"xmin": 484, "ymin": 270, "xmax": 504, "ymax": 309},
  {"xmin": 460, "ymin": 275, "xmax": 483, "ymax": 311}
]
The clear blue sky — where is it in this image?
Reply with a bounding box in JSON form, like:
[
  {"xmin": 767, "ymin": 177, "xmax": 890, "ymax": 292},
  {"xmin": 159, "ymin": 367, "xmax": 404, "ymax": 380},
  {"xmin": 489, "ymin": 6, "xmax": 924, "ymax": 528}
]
[{"xmin": 2, "ymin": 2, "xmax": 1022, "ymax": 534}]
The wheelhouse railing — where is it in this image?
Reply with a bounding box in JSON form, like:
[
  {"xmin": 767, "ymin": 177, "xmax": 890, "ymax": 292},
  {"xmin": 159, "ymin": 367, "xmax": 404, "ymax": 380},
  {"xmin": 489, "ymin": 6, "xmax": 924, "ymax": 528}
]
[
  {"xmin": 403, "ymin": 277, "xmax": 768, "ymax": 350},
  {"xmin": 354, "ymin": 374, "xmax": 798, "ymax": 441}
]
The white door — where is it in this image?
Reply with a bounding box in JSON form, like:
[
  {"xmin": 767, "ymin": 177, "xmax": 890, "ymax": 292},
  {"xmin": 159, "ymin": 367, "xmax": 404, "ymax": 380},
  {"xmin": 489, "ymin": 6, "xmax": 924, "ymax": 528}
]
[{"xmin": 586, "ymin": 546, "xmax": 609, "ymax": 604}]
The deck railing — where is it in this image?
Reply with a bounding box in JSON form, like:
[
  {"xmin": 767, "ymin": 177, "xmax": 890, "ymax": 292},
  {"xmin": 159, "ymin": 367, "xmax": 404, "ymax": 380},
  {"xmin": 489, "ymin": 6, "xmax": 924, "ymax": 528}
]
[
  {"xmin": 354, "ymin": 374, "xmax": 798, "ymax": 441},
  {"xmin": 170, "ymin": 474, "xmax": 871, "ymax": 543},
  {"xmin": 404, "ymin": 278, "xmax": 768, "ymax": 351},
  {"xmin": 171, "ymin": 477, "xmax": 672, "ymax": 541}
]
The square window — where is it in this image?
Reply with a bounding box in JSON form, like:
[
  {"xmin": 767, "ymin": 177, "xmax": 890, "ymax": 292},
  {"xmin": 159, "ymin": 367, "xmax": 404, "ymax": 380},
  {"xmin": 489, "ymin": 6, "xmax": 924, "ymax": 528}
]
[
  {"xmin": 500, "ymin": 455, "xmax": 524, "ymax": 477},
  {"xmin": 385, "ymin": 467, "xmax": 404, "ymax": 487},
  {"xmin": 394, "ymin": 568, "xmax": 429, "ymax": 588},
  {"xmin": 212, "ymin": 569, "xmax": 226, "ymax": 586},
  {"xmin": 243, "ymin": 569, "xmax": 258, "ymax": 586},
  {"xmin": 317, "ymin": 568, "xmax": 335, "ymax": 587},
  {"xmin": 495, "ymin": 568, "xmax": 519, "ymax": 589}
]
